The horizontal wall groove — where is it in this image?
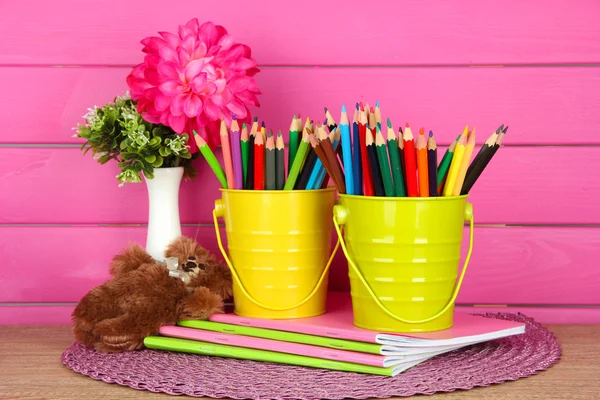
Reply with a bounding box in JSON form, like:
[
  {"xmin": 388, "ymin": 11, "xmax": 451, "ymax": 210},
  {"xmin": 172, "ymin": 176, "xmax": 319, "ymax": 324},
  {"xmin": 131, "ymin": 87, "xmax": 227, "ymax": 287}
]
[
  {"xmin": 2, "ymin": 63, "xmax": 600, "ymax": 69},
  {"xmin": 2, "ymin": 303, "xmax": 598, "ymax": 308},
  {"xmin": 4, "ymin": 143, "xmax": 600, "ymax": 148}
]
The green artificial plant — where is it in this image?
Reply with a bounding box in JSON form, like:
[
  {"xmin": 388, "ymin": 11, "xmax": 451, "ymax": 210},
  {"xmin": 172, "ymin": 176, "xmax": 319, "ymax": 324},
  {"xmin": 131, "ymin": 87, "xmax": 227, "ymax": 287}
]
[{"xmin": 75, "ymin": 92, "xmax": 198, "ymax": 186}]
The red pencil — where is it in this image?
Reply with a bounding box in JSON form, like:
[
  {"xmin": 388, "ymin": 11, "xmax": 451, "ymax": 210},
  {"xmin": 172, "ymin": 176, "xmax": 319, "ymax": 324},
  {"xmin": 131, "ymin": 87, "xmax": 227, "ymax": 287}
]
[
  {"xmin": 403, "ymin": 124, "xmax": 418, "ymax": 197},
  {"xmin": 254, "ymin": 129, "xmax": 265, "ymax": 190},
  {"xmin": 359, "ymin": 106, "xmax": 374, "ymax": 196}
]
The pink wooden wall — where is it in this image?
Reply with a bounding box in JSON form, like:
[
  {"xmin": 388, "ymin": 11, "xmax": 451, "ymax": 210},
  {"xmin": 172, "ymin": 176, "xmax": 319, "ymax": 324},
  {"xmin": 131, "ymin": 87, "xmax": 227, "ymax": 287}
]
[{"xmin": 1, "ymin": 0, "xmax": 599, "ymax": 324}]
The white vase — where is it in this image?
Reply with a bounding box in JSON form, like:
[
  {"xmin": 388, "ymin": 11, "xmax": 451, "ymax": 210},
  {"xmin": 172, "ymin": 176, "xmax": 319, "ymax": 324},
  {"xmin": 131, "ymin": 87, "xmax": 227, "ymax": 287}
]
[{"xmin": 144, "ymin": 167, "xmax": 184, "ymax": 261}]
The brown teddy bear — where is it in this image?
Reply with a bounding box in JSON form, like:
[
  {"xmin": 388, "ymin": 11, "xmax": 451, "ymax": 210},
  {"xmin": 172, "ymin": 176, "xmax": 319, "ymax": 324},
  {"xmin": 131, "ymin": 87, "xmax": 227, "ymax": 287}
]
[{"xmin": 72, "ymin": 236, "xmax": 233, "ymax": 353}]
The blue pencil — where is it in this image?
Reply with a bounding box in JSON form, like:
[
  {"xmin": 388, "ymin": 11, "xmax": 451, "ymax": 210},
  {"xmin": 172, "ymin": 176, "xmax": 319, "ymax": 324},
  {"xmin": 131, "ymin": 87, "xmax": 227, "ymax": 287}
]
[
  {"xmin": 306, "ymin": 155, "xmax": 325, "ymax": 189},
  {"xmin": 339, "ymin": 105, "xmax": 354, "ymax": 194},
  {"xmin": 352, "ymin": 103, "xmax": 363, "ymax": 195}
]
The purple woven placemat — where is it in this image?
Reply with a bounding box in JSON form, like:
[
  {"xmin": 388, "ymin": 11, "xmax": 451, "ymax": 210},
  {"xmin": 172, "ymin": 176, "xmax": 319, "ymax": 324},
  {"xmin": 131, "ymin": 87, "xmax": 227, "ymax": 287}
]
[{"xmin": 61, "ymin": 313, "xmax": 561, "ymax": 399}]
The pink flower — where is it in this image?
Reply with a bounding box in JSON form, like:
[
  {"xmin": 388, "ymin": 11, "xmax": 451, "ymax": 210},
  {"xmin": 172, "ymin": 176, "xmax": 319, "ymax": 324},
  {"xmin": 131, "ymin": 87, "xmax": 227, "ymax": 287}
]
[{"xmin": 126, "ymin": 18, "xmax": 261, "ymax": 151}]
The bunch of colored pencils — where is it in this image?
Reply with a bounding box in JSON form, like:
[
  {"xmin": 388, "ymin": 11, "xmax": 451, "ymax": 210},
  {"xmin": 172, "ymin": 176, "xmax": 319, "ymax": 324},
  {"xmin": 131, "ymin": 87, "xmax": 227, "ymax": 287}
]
[
  {"xmin": 195, "ymin": 105, "xmax": 506, "ymax": 196},
  {"xmin": 193, "ymin": 114, "xmax": 344, "ymax": 191}
]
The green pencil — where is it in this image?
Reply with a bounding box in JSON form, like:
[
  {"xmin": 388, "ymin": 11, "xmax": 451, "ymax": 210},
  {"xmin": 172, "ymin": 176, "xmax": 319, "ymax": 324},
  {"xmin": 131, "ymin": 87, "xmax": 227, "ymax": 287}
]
[
  {"xmin": 375, "ymin": 126, "xmax": 394, "ymax": 197},
  {"xmin": 275, "ymin": 129, "xmax": 285, "ymax": 190},
  {"xmin": 284, "ymin": 127, "xmax": 310, "ymax": 190},
  {"xmin": 288, "ymin": 115, "xmax": 299, "ymax": 173},
  {"xmin": 193, "ymin": 131, "xmax": 228, "ymax": 188},
  {"xmin": 265, "ymin": 130, "xmax": 276, "ymax": 190},
  {"xmin": 386, "ymin": 119, "xmax": 406, "ymax": 197},
  {"xmin": 240, "ymin": 123, "xmax": 249, "ymax": 187},
  {"xmin": 437, "ymin": 135, "xmax": 459, "ymax": 187}
]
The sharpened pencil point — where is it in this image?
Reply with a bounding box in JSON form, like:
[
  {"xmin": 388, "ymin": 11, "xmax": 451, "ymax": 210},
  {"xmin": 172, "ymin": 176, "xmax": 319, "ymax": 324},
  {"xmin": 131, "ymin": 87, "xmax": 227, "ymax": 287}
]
[
  {"xmin": 341, "ymin": 104, "xmax": 346, "ymax": 113},
  {"xmin": 376, "ymin": 100, "xmax": 380, "ymax": 107},
  {"xmin": 261, "ymin": 121, "xmax": 265, "ymax": 128},
  {"xmin": 268, "ymin": 129, "xmax": 273, "ymax": 138},
  {"xmin": 277, "ymin": 129, "xmax": 282, "ymax": 137},
  {"xmin": 359, "ymin": 102, "xmax": 364, "ymax": 111},
  {"xmin": 232, "ymin": 114, "xmax": 237, "ymax": 120},
  {"xmin": 355, "ymin": 102, "xmax": 359, "ymax": 110},
  {"xmin": 253, "ymin": 116, "xmax": 258, "ymax": 122},
  {"xmin": 324, "ymin": 107, "xmax": 328, "ymax": 113},
  {"xmin": 386, "ymin": 118, "xmax": 392, "ymax": 129},
  {"xmin": 429, "ymin": 130, "xmax": 433, "ymax": 137},
  {"xmin": 242, "ymin": 123, "xmax": 246, "ymax": 129},
  {"xmin": 502, "ymin": 126, "xmax": 509, "ymax": 134},
  {"xmin": 419, "ymin": 128, "xmax": 424, "ymax": 135},
  {"xmin": 406, "ymin": 122, "xmax": 410, "ymax": 128}
]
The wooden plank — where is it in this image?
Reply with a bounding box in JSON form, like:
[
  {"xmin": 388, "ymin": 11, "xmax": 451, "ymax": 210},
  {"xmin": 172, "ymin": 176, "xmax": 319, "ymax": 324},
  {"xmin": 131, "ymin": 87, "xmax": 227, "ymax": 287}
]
[
  {"xmin": 0, "ymin": 146, "xmax": 596, "ymax": 225},
  {"xmin": 1, "ymin": 305, "xmax": 600, "ymax": 326},
  {"xmin": 2, "ymin": 226, "xmax": 600, "ymax": 305},
  {"xmin": 1, "ymin": 1, "xmax": 600, "ymax": 66},
  {"xmin": 2, "ymin": 67, "xmax": 600, "ymax": 145}
]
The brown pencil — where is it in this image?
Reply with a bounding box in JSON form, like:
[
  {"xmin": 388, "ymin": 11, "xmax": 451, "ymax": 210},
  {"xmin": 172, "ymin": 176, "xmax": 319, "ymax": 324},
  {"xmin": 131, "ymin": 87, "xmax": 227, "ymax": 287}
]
[{"xmin": 318, "ymin": 126, "xmax": 346, "ymax": 193}]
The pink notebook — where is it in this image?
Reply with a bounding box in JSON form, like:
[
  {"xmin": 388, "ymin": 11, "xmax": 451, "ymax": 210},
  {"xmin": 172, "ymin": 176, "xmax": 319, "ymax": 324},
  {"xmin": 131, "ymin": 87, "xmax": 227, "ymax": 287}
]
[
  {"xmin": 210, "ymin": 292, "xmax": 526, "ymax": 347},
  {"xmin": 158, "ymin": 325, "xmax": 457, "ymax": 368}
]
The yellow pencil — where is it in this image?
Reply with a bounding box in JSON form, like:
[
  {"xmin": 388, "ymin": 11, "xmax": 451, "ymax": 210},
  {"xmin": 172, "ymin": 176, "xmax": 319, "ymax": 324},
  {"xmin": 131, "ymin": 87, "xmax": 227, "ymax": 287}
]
[
  {"xmin": 443, "ymin": 126, "xmax": 468, "ymax": 196},
  {"xmin": 452, "ymin": 127, "xmax": 476, "ymax": 196}
]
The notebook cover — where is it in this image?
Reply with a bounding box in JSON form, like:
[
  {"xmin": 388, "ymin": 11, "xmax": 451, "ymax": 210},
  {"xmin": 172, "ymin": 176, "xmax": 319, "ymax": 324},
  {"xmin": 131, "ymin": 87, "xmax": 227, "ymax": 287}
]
[
  {"xmin": 160, "ymin": 325, "xmax": 392, "ymax": 367},
  {"xmin": 177, "ymin": 320, "xmax": 382, "ymax": 355},
  {"xmin": 143, "ymin": 335, "xmax": 398, "ymax": 376},
  {"xmin": 209, "ymin": 292, "xmax": 526, "ymax": 344}
]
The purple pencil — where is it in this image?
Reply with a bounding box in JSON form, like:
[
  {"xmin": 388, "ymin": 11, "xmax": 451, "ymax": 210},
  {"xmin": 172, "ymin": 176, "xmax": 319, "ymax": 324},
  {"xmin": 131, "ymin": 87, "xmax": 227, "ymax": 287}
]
[{"xmin": 230, "ymin": 115, "xmax": 243, "ymax": 189}]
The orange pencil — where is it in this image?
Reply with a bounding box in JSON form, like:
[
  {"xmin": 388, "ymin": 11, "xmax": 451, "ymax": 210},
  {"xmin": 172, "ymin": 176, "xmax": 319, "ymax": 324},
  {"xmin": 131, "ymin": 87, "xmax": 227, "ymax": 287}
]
[
  {"xmin": 220, "ymin": 120, "xmax": 235, "ymax": 189},
  {"xmin": 403, "ymin": 124, "xmax": 418, "ymax": 197},
  {"xmin": 253, "ymin": 127, "xmax": 265, "ymax": 190},
  {"xmin": 416, "ymin": 128, "xmax": 429, "ymax": 197}
]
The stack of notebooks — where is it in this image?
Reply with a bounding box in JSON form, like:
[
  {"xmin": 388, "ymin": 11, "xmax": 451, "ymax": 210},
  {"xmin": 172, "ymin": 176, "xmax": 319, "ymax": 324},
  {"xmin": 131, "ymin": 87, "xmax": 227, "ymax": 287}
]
[{"xmin": 144, "ymin": 293, "xmax": 526, "ymax": 377}]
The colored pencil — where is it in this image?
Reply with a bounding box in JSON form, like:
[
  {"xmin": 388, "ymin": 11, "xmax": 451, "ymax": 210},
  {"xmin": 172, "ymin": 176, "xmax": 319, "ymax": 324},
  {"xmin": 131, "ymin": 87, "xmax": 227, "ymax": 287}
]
[
  {"xmin": 219, "ymin": 120, "xmax": 235, "ymax": 189},
  {"xmin": 245, "ymin": 117, "xmax": 257, "ymax": 190},
  {"xmin": 386, "ymin": 119, "xmax": 406, "ymax": 197},
  {"xmin": 284, "ymin": 127, "xmax": 311, "ymax": 190},
  {"xmin": 460, "ymin": 126, "xmax": 506, "ymax": 194},
  {"xmin": 368, "ymin": 110, "xmax": 377, "ymax": 139},
  {"xmin": 416, "ymin": 128, "xmax": 429, "ymax": 197},
  {"xmin": 193, "ymin": 131, "xmax": 227, "ymax": 188},
  {"xmin": 397, "ymin": 127, "xmax": 406, "ymax": 191},
  {"xmin": 309, "ymin": 130, "xmax": 334, "ymax": 190},
  {"xmin": 275, "ymin": 130, "xmax": 285, "ymax": 190},
  {"xmin": 374, "ymin": 100, "xmax": 382, "ymax": 129},
  {"xmin": 229, "ymin": 116, "xmax": 243, "ymax": 189},
  {"xmin": 265, "ymin": 130, "xmax": 276, "ymax": 190},
  {"xmin": 352, "ymin": 104, "xmax": 363, "ymax": 195},
  {"xmin": 452, "ymin": 128, "xmax": 476, "ymax": 196},
  {"xmin": 253, "ymin": 127, "xmax": 265, "ymax": 190},
  {"xmin": 339, "ymin": 105, "xmax": 355, "ymax": 195},
  {"xmin": 295, "ymin": 140, "xmax": 318, "ymax": 190},
  {"xmin": 427, "ymin": 131, "xmax": 438, "ymax": 197},
  {"xmin": 325, "ymin": 107, "xmax": 337, "ymax": 132},
  {"xmin": 403, "ymin": 124, "xmax": 418, "ymax": 197},
  {"xmin": 319, "ymin": 126, "xmax": 346, "ymax": 193},
  {"xmin": 240, "ymin": 123, "xmax": 249, "ymax": 188},
  {"xmin": 359, "ymin": 107, "xmax": 374, "ymax": 196},
  {"xmin": 375, "ymin": 125, "xmax": 394, "ymax": 197},
  {"xmin": 443, "ymin": 127, "xmax": 468, "ymax": 196},
  {"xmin": 437, "ymin": 134, "xmax": 459, "ymax": 192},
  {"xmin": 366, "ymin": 126, "xmax": 385, "ymax": 196},
  {"xmin": 288, "ymin": 115, "xmax": 299, "ymax": 174},
  {"xmin": 465, "ymin": 125, "xmax": 502, "ymax": 180}
]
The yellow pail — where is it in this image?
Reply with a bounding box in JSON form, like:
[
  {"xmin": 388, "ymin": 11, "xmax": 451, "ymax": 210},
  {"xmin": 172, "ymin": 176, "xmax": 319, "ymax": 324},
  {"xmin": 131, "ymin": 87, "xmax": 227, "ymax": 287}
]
[
  {"xmin": 333, "ymin": 195, "xmax": 474, "ymax": 332},
  {"xmin": 213, "ymin": 188, "xmax": 339, "ymax": 319}
]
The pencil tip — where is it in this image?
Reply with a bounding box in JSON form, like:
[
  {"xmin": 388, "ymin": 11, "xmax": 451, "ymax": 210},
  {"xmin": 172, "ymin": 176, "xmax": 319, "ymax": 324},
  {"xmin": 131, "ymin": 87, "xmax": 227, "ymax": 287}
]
[
  {"xmin": 375, "ymin": 100, "xmax": 380, "ymax": 107},
  {"xmin": 405, "ymin": 122, "xmax": 410, "ymax": 128},
  {"xmin": 419, "ymin": 128, "xmax": 424, "ymax": 135},
  {"xmin": 324, "ymin": 107, "xmax": 328, "ymax": 113},
  {"xmin": 429, "ymin": 130, "xmax": 433, "ymax": 137},
  {"xmin": 355, "ymin": 102, "xmax": 359, "ymax": 110},
  {"xmin": 359, "ymin": 102, "xmax": 364, "ymax": 111},
  {"xmin": 503, "ymin": 126, "xmax": 509, "ymax": 134},
  {"xmin": 293, "ymin": 114, "xmax": 296, "ymax": 120},
  {"xmin": 278, "ymin": 129, "xmax": 282, "ymax": 137},
  {"xmin": 261, "ymin": 121, "xmax": 265, "ymax": 128},
  {"xmin": 386, "ymin": 117, "xmax": 392, "ymax": 129},
  {"xmin": 268, "ymin": 129, "xmax": 273, "ymax": 137},
  {"xmin": 341, "ymin": 104, "xmax": 346, "ymax": 113},
  {"xmin": 242, "ymin": 123, "xmax": 247, "ymax": 128},
  {"xmin": 253, "ymin": 116, "xmax": 258, "ymax": 122}
]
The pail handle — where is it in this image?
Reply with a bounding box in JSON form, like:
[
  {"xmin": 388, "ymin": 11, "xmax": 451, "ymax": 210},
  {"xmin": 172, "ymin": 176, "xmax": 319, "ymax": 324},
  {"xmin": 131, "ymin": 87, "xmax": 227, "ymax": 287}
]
[
  {"xmin": 213, "ymin": 199, "xmax": 340, "ymax": 311},
  {"xmin": 333, "ymin": 202, "xmax": 474, "ymax": 325}
]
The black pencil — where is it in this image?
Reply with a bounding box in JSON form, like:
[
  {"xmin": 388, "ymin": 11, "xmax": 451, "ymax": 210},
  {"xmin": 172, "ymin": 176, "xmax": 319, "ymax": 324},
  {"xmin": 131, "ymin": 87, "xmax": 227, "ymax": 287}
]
[
  {"xmin": 465, "ymin": 124, "xmax": 502, "ymax": 180},
  {"xmin": 427, "ymin": 131, "xmax": 438, "ymax": 196},
  {"xmin": 461, "ymin": 126, "xmax": 506, "ymax": 194},
  {"xmin": 397, "ymin": 127, "xmax": 407, "ymax": 191},
  {"xmin": 244, "ymin": 120, "xmax": 257, "ymax": 189},
  {"xmin": 366, "ymin": 126, "xmax": 385, "ymax": 196},
  {"xmin": 295, "ymin": 139, "xmax": 318, "ymax": 190}
]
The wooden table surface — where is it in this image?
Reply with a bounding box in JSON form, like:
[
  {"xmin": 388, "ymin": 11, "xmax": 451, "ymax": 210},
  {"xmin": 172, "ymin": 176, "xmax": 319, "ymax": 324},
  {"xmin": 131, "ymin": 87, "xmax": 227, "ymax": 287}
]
[{"xmin": 1, "ymin": 325, "xmax": 599, "ymax": 400}]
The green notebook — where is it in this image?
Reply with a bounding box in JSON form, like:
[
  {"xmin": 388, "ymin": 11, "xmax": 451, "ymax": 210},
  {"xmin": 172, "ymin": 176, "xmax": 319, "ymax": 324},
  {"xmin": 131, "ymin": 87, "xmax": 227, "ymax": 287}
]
[
  {"xmin": 177, "ymin": 320, "xmax": 383, "ymax": 354},
  {"xmin": 143, "ymin": 336, "xmax": 421, "ymax": 376}
]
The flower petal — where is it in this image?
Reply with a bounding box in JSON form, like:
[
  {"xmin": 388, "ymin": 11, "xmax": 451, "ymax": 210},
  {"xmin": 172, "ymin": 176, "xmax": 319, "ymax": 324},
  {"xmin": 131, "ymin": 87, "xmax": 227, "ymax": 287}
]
[
  {"xmin": 192, "ymin": 42, "xmax": 208, "ymax": 59},
  {"xmin": 157, "ymin": 61, "xmax": 179, "ymax": 79},
  {"xmin": 190, "ymin": 73, "xmax": 207, "ymax": 93},
  {"xmin": 186, "ymin": 18, "xmax": 200, "ymax": 35},
  {"xmin": 159, "ymin": 80, "xmax": 183, "ymax": 96},
  {"xmin": 213, "ymin": 78, "xmax": 226, "ymax": 93},
  {"xmin": 184, "ymin": 94, "xmax": 203, "ymax": 118},
  {"xmin": 204, "ymin": 99, "xmax": 222, "ymax": 121},
  {"xmin": 159, "ymin": 31, "xmax": 180, "ymax": 47},
  {"xmin": 185, "ymin": 59, "xmax": 205, "ymax": 81},
  {"xmin": 170, "ymin": 94, "xmax": 187, "ymax": 116},
  {"xmin": 226, "ymin": 98, "xmax": 247, "ymax": 118},
  {"xmin": 158, "ymin": 44, "xmax": 178, "ymax": 63},
  {"xmin": 154, "ymin": 92, "xmax": 171, "ymax": 112},
  {"xmin": 199, "ymin": 21, "xmax": 219, "ymax": 47},
  {"xmin": 168, "ymin": 113, "xmax": 187, "ymax": 133},
  {"xmin": 227, "ymin": 76, "xmax": 252, "ymax": 93},
  {"xmin": 177, "ymin": 47, "xmax": 191, "ymax": 67}
]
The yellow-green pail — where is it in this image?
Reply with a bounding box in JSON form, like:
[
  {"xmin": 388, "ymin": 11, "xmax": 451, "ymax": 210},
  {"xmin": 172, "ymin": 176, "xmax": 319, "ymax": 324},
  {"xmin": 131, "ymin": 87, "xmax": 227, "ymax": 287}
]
[
  {"xmin": 213, "ymin": 188, "xmax": 339, "ymax": 319},
  {"xmin": 333, "ymin": 195, "xmax": 474, "ymax": 332}
]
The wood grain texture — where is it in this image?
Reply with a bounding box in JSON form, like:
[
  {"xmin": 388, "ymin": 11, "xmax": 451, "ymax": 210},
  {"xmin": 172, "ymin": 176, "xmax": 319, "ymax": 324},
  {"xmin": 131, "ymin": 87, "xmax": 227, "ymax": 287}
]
[
  {"xmin": 2, "ymin": 226, "xmax": 600, "ymax": 305},
  {"xmin": 1, "ymin": 1, "xmax": 600, "ymax": 66},
  {"xmin": 0, "ymin": 146, "xmax": 597, "ymax": 225},
  {"xmin": 2, "ymin": 67, "xmax": 600, "ymax": 145},
  {"xmin": 1, "ymin": 324, "xmax": 600, "ymax": 399}
]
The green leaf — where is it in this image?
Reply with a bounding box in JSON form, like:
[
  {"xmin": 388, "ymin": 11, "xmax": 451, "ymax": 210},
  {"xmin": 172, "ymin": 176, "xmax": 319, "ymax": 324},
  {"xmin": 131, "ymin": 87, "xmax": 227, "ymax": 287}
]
[
  {"xmin": 159, "ymin": 147, "xmax": 171, "ymax": 157},
  {"xmin": 144, "ymin": 154, "xmax": 156, "ymax": 163},
  {"xmin": 152, "ymin": 156, "xmax": 164, "ymax": 168},
  {"xmin": 98, "ymin": 154, "xmax": 112, "ymax": 164}
]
